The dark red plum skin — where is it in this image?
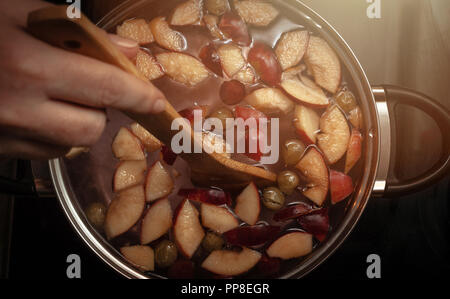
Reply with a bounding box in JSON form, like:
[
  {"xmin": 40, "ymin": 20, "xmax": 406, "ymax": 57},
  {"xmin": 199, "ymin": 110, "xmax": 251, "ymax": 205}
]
[
  {"xmin": 219, "ymin": 12, "xmax": 251, "ymax": 46},
  {"xmin": 297, "ymin": 207, "xmax": 330, "ymax": 242},
  {"xmin": 178, "ymin": 188, "xmax": 232, "ymax": 206},
  {"xmin": 224, "ymin": 224, "xmax": 281, "ymax": 247},
  {"xmin": 273, "ymin": 202, "xmax": 314, "ymax": 222}
]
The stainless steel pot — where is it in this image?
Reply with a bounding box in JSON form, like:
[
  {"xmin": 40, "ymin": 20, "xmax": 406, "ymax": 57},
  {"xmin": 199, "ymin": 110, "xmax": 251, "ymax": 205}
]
[{"xmin": 11, "ymin": 0, "xmax": 450, "ymax": 279}]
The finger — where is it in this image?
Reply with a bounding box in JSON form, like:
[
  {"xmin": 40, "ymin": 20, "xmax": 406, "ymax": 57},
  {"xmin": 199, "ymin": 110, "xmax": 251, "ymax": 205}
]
[
  {"xmin": 0, "ymin": 134, "xmax": 70, "ymax": 160},
  {"xmin": 108, "ymin": 34, "xmax": 139, "ymax": 60}
]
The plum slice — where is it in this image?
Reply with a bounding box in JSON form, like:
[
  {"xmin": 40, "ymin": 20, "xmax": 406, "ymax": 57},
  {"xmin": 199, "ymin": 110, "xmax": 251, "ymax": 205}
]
[
  {"xmin": 113, "ymin": 160, "xmax": 147, "ymax": 193},
  {"xmin": 170, "ymin": 0, "xmax": 203, "ymax": 26},
  {"xmin": 266, "ymin": 231, "xmax": 313, "ymax": 260},
  {"xmin": 344, "ymin": 129, "xmax": 363, "ymax": 173},
  {"xmin": 273, "ymin": 202, "xmax": 314, "ymax": 222},
  {"xmin": 112, "ymin": 127, "xmax": 145, "ymax": 161},
  {"xmin": 173, "ymin": 200, "xmax": 205, "ymax": 258},
  {"xmin": 130, "ymin": 123, "xmax": 162, "ymax": 153},
  {"xmin": 244, "ymin": 88, "xmax": 294, "ymax": 115},
  {"xmin": 116, "ymin": 18, "xmax": 154, "ymax": 45},
  {"xmin": 135, "ymin": 49, "xmax": 164, "ymax": 81},
  {"xmin": 156, "ymin": 52, "xmax": 209, "ymax": 87},
  {"xmin": 330, "ymin": 170, "xmax": 354, "ymax": 204},
  {"xmin": 201, "ymin": 247, "xmax": 262, "ymax": 276},
  {"xmin": 149, "ymin": 17, "xmax": 186, "ymax": 51},
  {"xmin": 275, "ymin": 30, "xmax": 309, "ymax": 70},
  {"xmin": 297, "ymin": 207, "xmax": 330, "ymax": 242},
  {"xmin": 201, "ymin": 204, "xmax": 239, "ymax": 234},
  {"xmin": 199, "ymin": 43, "xmax": 223, "ymax": 77},
  {"xmin": 280, "ymin": 79, "xmax": 329, "ymax": 108},
  {"xmin": 234, "ymin": 0, "xmax": 279, "ymax": 26},
  {"xmin": 140, "ymin": 198, "xmax": 173, "ymax": 244},
  {"xmin": 120, "ymin": 245, "xmax": 154, "ymax": 271},
  {"xmin": 223, "ymin": 224, "xmax": 280, "ymax": 247},
  {"xmin": 293, "ymin": 105, "xmax": 320, "ymax": 145},
  {"xmin": 248, "ymin": 42, "xmax": 282, "ymax": 87},
  {"xmin": 145, "ymin": 161, "xmax": 174, "ymax": 202},
  {"xmin": 234, "ymin": 182, "xmax": 260, "ymax": 225},
  {"xmin": 219, "ymin": 12, "xmax": 251, "ymax": 46},
  {"xmin": 178, "ymin": 188, "xmax": 232, "ymax": 206}
]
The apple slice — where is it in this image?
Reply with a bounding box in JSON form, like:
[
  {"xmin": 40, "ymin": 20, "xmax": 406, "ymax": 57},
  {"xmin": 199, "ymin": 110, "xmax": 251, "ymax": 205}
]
[
  {"xmin": 199, "ymin": 43, "xmax": 223, "ymax": 77},
  {"xmin": 116, "ymin": 18, "xmax": 154, "ymax": 45},
  {"xmin": 178, "ymin": 188, "xmax": 232, "ymax": 206},
  {"xmin": 120, "ymin": 245, "xmax": 154, "ymax": 271},
  {"xmin": 135, "ymin": 49, "xmax": 164, "ymax": 81},
  {"xmin": 219, "ymin": 12, "xmax": 251, "ymax": 46},
  {"xmin": 112, "ymin": 127, "xmax": 145, "ymax": 161},
  {"xmin": 248, "ymin": 42, "xmax": 282, "ymax": 87},
  {"xmin": 348, "ymin": 106, "xmax": 363, "ymax": 129},
  {"xmin": 295, "ymin": 147, "xmax": 329, "ymax": 206},
  {"xmin": 104, "ymin": 185, "xmax": 145, "ymax": 239},
  {"xmin": 205, "ymin": 0, "xmax": 230, "ymax": 16},
  {"xmin": 170, "ymin": 0, "xmax": 203, "ymax": 26},
  {"xmin": 113, "ymin": 160, "xmax": 147, "ymax": 192},
  {"xmin": 297, "ymin": 208, "xmax": 329, "ymax": 241},
  {"xmin": 293, "ymin": 105, "xmax": 320, "ymax": 145},
  {"xmin": 275, "ymin": 30, "xmax": 309, "ymax": 70},
  {"xmin": 305, "ymin": 36, "xmax": 341, "ymax": 94},
  {"xmin": 234, "ymin": 182, "xmax": 260, "ymax": 225},
  {"xmin": 280, "ymin": 79, "xmax": 329, "ymax": 108},
  {"xmin": 244, "ymin": 87, "xmax": 294, "ymax": 115},
  {"xmin": 130, "ymin": 122, "xmax": 162, "ymax": 153},
  {"xmin": 317, "ymin": 105, "xmax": 351, "ymax": 164},
  {"xmin": 178, "ymin": 105, "xmax": 209, "ymax": 125},
  {"xmin": 217, "ymin": 44, "xmax": 246, "ymax": 78},
  {"xmin": 145, "ymin": 161, "xmax": 174, "ymax": 202},
  {"xmin": 202, "ymin": 247, "xmax": 261, "ymax": 276},
  {"xmin": 203, "ymin": 14, "xmax": 226, "ymax": 40},
  {"xmin": 330, "ymin": 170, "xmax": 354, "ymax": 204},
  {"xmin": 220, "ymin": 80, "xmax": 246, "ymax": 105},
  {"xmin": 281, "ymin": 64, "xmax": 306, "ymax": 81},
  {"xmin": 156, "ymin": 52, "xmax": 209, "ymax": 87},
  {"xmin": 273, "ymin": 202, "xmax": 314, "ymax": 222},
  {"xmin": 149, "ymin": 17, "xmax": 186, "ymax": 51},
  {"xmin": 300, "ymin": 75, "xmax": 326, "ymax": 97},
  {"xmin": 234, "ymin": 66, "xmax": 257, "ymax": 84},
  {"xmin": 234, "ymin": 0, "xmax": 279, "ymax": 26},
  {"xmin": 140, "ymin": 198, "xmax": 173, "ymax": 244},
  {"xmin": 201, "ymin": 204, "xmax": 239, "ymax": 233},
  {"xmin": 266, "ymin": 231, "xmax": 313, "ymax": 260},
  {"xmin": 174, "ymin": 200, "xmax": 205, "ymax": 258},
  {"xmin": 345, "ymin": 129, "xmax": 363, "ymax": 173},
  {"xmin": 224, "ymin": 224, "xmax": 280, "ymax": 247}
]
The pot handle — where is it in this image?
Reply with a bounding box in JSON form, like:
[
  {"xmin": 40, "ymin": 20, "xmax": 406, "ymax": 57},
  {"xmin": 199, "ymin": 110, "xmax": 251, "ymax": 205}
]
[{"xmin": 372, "ymin": 85, "xmax": 450, "ymax": 197}]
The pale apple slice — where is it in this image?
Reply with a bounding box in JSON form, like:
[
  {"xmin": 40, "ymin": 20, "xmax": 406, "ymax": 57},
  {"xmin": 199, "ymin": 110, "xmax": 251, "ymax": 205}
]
[
  {"xmin": 104, "ymin": 185, "xmax": 145, "ymax": 239},
  {"xmin": 112, "ymin": 127, "xmax": 145, "ymax": 161},
  {"xmin": 281, "ymin": 64, "xmax": 306, "ymax": 81},
  {"xmin": 203, "ymin": 14, "xmax": 226, "ymax": 40},
  {"xmin": 233, "ymin": 66, "xmax": 257, "ymax": 84},
  {"xmin": 174, "ymin": 200, "xmax": 205, "ymax": 258},
  {"xmin": 201, "ymin": 204, "xmax": 239, "ymax": 233},
  {"xmin": 145, "ymin": 161, "xmax": 174, "ymax": 202},
  {"xmin": 130, "ymin": 122, "xmax": 162, "ymax": 153},
  {"xmin": 234, "ymin": 182, "xmax": 260, "ymax": 225},
  {"xmin": 304, "ymin": 36, "xmax": 341, "ymax": 94},
  {"xmin": 202, "ymin": 247, "xmax": 262, "ymax": 276},
  {"xmin": 170, "ymin": 0, "xmax": 203, "ymax": 26},
  {"xmin": 205, "ymin": 0, "xmax": 230, "ymax": 15},
  {"xmin": 296, "ymin": 147, "xmax": 329, "ymax": 206},
  {"xmin": 344, "ymin": 129, "xmax": 362, "ymax": 173},
  {"xmin": 348, "ymin": 106, "xmax": 363, "ymax": 129},
  {"xmin": 275, "ymin": 30, "xmax": 309, "ymax": 70},
  {"xmin": 156, "ymin": 52, "xmax": 210, "ymax": 86},
  {"xmin": 217, "ymin": 44, "xmax": 246, "ymax": 77},
  {"xmin": 293, "ymin": 105, "xmax": 320, "ymax": 145},
  {"xmin": 244, "ymin": 87, "xmax": 294, "ymax": 115},
  {"xmin": 300, "ymin": 75, "xmax": 326, "ymax": 97},
  {"xmin": 234, "ymin": 0, "xmax": 279, "ymax": 26},
  {"xmin": 317, "ymin": 105, "xmax": 351, "ymax": 164},
  {"xmin": 116, "ymin": 18, "xmax": 154, "ymax": 45},
  {"xmin": 140, "ymin": 198, "xmax": 173, "ymax": 244},
  {"xmin": 266, "ymin": 232, "xmax": 313, "ymax": 260},
  {"xmin": 135, "ymin": 49, "xmax": 164, "ymax": 81},
  {"xmin": 113, "ymin": 160, "xmax": 147, "ymax": 192},
  {"xmin": 120, "ymin": 245, "xmax": 154, "ymax": 271},
  {"xmin": 149, "ymin": 17, "xmax": 186, "ymax": 51},
  {"xmin": 280, "ymin": 79, "xmax": 329, "ymax": 108}
]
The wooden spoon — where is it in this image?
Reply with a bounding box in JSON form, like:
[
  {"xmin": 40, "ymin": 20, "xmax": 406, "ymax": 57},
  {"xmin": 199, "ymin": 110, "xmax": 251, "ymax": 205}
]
[{"xmin": 27, "ymin": 6, "xmax": 277, "ymax": 188}]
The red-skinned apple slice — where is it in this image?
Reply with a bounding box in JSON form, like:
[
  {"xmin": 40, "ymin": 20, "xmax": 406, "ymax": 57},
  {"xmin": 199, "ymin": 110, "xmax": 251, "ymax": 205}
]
[
  {"xmin": 178, "ymin": 188, "xmax": 232, "ymax": 206},
  {"xmin": 281, "ymin": 64, "xmax": 306, "ymax": 81},
  {"xmin": 140, "ymin": 198, "xmax": 173, "ymax": 244},
  {"xmin": 234, "ymin": 182, "xmax": 260, "ymax": 225},
  {"xmin": 217, "ymin": 44, "xmax": 246, "ymax": 78},
  {"xmin": 205, "ymin": 0, "xmax": 230, "ymax": 16},
  {"xmin": 201, "ymin": 247, "xmax": 261, "ymax": 276},
  {"xmin": 112, "ymin": 127, "xmax": 145, "ymax": 161},
  {"xmin": 275, "ymin": 30, "xmax": 309, "ymax": 70},
  {"xmin": 248, "ymin": 42, "xmax": 282, "ymax": 87},
  {"xmin": 199, "ymin": 43, "xmax": 223, "ymax": 77},
  {"xmin": 304, "ymin": 36, "xmax": 341, "ymax": 94},
  {"xmin": 224, "ymin": 224, "xmax": 280, "ymax": 247},
  {"xmin": 174, "ymin": 200, "xmax": 205, "ymax": 258},
  {"xmin": 120, "ymin": 245, "xmax": 154, "ymax": 271},
  {"xmin": 266, "ymin": 231, "xmax": 313, "ymax": 260},
  {"xmin": 330, "ymin": 170, "xmax": 354, "ymax": 204},
  {"xmin": 280, "ymin": 79, "xmax": 329, "ymax": 108},
  {"xmin": 317, "ymin": 105, "xmax": 351, "ymax": 164},
  {"xmin": 117, "ymin": 18, "xmax": 154, "ymax": 45},
  {"xmin": 220, "ymin": 80, "xmax": 246, "ymax": 105},
  {"xmin": 244, "ymin": 88, "xmax": 294, "ymax": 115},
  {"xmin": 130, "ymin": 122, "xmax": 162, "ymax": 153},
  {"xmin": 170, "ymin": 0, "xmax": 203, "ymax": 26},
  {"xmin": 203, "ymin": 14, "xmax": 226, "ymax": 40},
  {"xmin": 149, "ymin": 17, "xmax": 186, "ymax": 51},
  {"xmin": 219, "ymin": 12, "xmax": 251, "ymax": 46},
  {"xmin": 145, "ymin": 161, "xmax": 174, "ymax": 202},
  {"xmin": 294, "ymin": 105, "xmax": 320, "ymax": 145},
  {"xmin": 345, "ymin": 129, "xmax": 362, "ymax": 173},
  {"xmin": 234, "ymin": 0, "xmax": 279, "ymax": 26},
  {"xmin": 348, "ymin": 106, "xmax": 363, "ymax": 129},
  {"xmin": 234, "ymin": 105, "xmax": 267, "ymax": 121},
  {"xmin": 297, "ymin": 207, "xmax": 329, "ymax": 241},
  {"xmin": 273, "ymin": 202, "xmax": 314, "ymax": 222},
  {"xmin": 295, "ymin": 147, "xmax": 329, "ymax": 206},
  {"xmin": 156, "ymin": 52, "xmax": 209, "ymax": 86},
  {"xmin": 201, "ymin": 204, "xmax": 239, "ymax": 233},
  {"xmin": 300, "ymin": 75, "xmax": 326, "ymax": 96},
  {"xmin": 113, "ymin": 160, "xmax": 147, "ymax": 192},
  {"xmin": 105, "ymin": 185, "xmax": 145, "ymax": 239},
  {"xmin": 135, "ymin": 49, "xmax": 164, "ymax": 81}
]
